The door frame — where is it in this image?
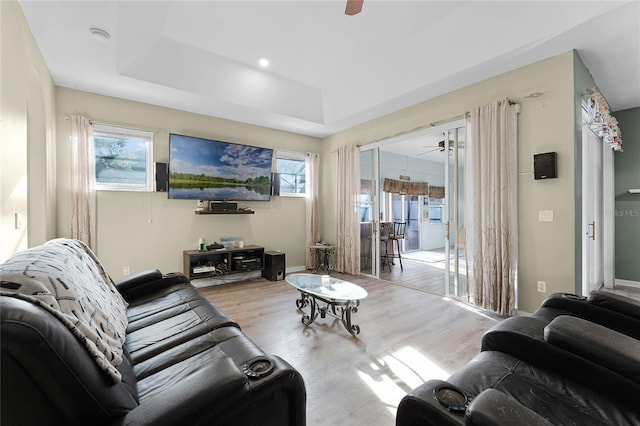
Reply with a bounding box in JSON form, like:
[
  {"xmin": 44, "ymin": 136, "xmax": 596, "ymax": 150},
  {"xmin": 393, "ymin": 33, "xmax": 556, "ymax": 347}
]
[
  {"xmin": 359, "ymin": 147, "xmax": 381, "ymax": 278},
  {"xmin": 360, "ymin": 119, "xmax": 466, "ymax": 292},
  {"xmin": 444, "ymin": 125, "xmax": 466, "ymax": 299},
  {"xmin": 581, "ymin": 108, "xmax": 615, "ymax": 295}
]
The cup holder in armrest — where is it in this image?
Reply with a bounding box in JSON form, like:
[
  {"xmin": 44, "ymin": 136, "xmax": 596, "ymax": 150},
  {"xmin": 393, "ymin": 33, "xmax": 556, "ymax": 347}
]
[
  {"xmin": 433, "ymin": 384, "xmax": 471, "ymax": 413},
  {"xmin": 241, "ymin": 356, "xmax": 275, "ymax": 380}
]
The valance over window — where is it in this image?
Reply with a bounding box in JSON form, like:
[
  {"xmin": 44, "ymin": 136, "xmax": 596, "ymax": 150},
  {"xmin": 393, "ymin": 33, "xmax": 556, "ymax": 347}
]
[
  {"xmin": 382, "ymin": 178, "xmax": 428, "ymax": 196},
  {"xmin": 585, "ymin": 87, "xmax": 623, "ymax": 151},
  {"xmin": 428, "ymin": 186, "xmax": 445, "ymax": 199}
]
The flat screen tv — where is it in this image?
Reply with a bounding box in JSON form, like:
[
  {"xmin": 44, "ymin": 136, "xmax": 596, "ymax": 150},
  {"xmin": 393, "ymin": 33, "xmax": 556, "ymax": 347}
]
[{"xmin": 168, "ymin": 133, "xmax": 273, "ymax": 201}]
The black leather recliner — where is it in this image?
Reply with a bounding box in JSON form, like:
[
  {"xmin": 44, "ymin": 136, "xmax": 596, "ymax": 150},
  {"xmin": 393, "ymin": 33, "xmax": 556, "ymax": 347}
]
[
  {"xmin": 1, "ymin": 245, "xmax": 306, "ymax": 426},
  {"xmin": 396, "ymin": 290, "xmax": 640, "ymax": 425}
]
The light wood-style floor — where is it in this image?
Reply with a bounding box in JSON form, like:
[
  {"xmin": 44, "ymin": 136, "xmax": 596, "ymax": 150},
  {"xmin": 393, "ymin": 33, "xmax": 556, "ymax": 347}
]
[
  {"xmin": 379, "ymin": 257, "xmax": 449, "ymax": 295},
  {"xmin": 200, "ymin": 273, "xmax": 503, "ymax": 426}
]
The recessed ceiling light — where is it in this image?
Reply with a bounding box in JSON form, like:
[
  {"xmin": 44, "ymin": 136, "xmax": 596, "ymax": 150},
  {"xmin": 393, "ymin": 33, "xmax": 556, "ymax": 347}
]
[
  {"xmin": 258, "ymin": 57, "xmax": 270, "ymax": 68},
  {"xmin": 89, "ymin": 27, "xmax": 111, "ymax": 42}
]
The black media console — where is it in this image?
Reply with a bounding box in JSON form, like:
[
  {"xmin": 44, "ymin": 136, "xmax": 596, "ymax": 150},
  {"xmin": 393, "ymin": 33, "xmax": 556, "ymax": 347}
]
[{"xmin": 183, "ymin": 245, "xmax": 264, "ymax": 280}]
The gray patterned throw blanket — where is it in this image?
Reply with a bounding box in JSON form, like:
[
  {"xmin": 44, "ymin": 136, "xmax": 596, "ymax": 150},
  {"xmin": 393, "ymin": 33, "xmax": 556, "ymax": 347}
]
[{"xmin": 0, "ymin": 239, "xmax": 128, "ymax": 383}]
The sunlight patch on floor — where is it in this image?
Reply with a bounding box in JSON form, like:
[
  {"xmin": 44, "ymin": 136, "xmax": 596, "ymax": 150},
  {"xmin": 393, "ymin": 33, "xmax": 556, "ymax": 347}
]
[{"xmin": 358, "ymin": 346, "xmax": 450, "ymax": 415}]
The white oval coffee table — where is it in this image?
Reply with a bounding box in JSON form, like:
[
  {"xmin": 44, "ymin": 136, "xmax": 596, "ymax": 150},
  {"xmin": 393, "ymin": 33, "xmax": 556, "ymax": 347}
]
[{"xmin": 285, "ymin": 273, "xmax": 368, "ymax": 336}]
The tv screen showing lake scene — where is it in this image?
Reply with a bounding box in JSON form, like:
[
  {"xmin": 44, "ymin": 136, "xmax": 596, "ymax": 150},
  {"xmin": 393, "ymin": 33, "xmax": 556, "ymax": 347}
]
[{"xmin": 168, "ymin": 134, "xmax": 273, "ymax": 201}]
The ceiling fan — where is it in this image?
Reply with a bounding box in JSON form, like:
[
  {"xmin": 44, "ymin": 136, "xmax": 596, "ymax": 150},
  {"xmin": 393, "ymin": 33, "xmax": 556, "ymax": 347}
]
[
  {"xmin": 345, "ymin": 0, "xmax": 364, "ymax": 15},
  {"xmin": 418, "ymin": 140, "xmax": 455, "ymax": 156}
]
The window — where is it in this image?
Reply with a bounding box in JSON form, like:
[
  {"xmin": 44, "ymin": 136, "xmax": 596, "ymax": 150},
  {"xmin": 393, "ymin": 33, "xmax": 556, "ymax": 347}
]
[
  {"xmin": 429, "ymin": 198, "xmax": 444, "ymax": 224},
  {"xmin": 93, "ymin": 124, "xmax": 153, "ymax": 191},
  {"xmin": 274, "ymin": 151, "xmax": 306, "ymax": 196}
]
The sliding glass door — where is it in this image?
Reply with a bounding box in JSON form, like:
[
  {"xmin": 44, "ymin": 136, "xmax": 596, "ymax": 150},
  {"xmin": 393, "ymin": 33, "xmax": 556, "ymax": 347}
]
[
  {"xmin": 359, "ymin": 148, "xmax": 380, "ymax": 277},
  {"xmin": 444, "ymin": 126, "xmax": 466, "ymax": 299},
  {"xmin": 358, "ymin": 120, "xmax": 466, "ymax": 290}
]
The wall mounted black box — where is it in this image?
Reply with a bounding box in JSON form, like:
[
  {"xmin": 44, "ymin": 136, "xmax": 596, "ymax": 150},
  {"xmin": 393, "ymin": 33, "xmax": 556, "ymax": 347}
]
[
  {"xmin": 155, "ymin": 162, "xmax": 168, "ymax": 192},
  {"xmin": 534, "ymin": 152, "xmax": 557, "ymax": 180},
  {"xmin": 263, "ymin": 251, "xmax": 285, "ymax": 281}
]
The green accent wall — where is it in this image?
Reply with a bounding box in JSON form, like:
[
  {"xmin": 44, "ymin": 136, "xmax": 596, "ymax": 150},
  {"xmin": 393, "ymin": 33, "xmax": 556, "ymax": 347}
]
[{"xmin": 614, "ymin": 107, "xmax": 640, "ymax": 282}]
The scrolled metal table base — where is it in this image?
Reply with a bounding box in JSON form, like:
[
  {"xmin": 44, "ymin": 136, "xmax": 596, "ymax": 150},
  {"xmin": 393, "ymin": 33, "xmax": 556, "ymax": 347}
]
[{"xmin": 295, "ymin": 291, "xmax": 361, "ymax": 336}]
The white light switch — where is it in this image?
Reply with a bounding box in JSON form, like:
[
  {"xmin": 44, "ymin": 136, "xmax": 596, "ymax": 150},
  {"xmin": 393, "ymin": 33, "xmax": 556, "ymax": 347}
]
[{"xmin": 539, "ymin": 210, "xmax": 554, "ymax": 222}]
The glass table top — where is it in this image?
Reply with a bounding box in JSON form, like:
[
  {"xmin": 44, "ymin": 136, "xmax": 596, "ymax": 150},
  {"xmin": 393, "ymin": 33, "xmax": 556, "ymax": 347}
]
[{"xmin": 285, "ymin": 273, "xmax": 368, "ymax": 301}]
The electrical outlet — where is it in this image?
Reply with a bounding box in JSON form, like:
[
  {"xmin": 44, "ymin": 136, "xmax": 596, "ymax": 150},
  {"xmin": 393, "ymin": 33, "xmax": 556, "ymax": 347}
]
[
  {"xmin": 123, "ymin": 266, "xmax": 130, "ymax": 276},
  {"xmin": 538, "ymin": 210, "xmax": 554, "ymax": 222},
  {"xmin": 537, "ymin": 281, "xmax": 546, "ymax": 293}
]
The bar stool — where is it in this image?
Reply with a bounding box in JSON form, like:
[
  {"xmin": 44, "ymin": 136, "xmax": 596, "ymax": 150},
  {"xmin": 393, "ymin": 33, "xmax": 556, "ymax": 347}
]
[
  {"xmin": 379, "ymin": 222, "xmax": 392, "ymax": 272},
  {"xmin": 384, "ymin": 222, "xmax": 406, "ymax": 271}
]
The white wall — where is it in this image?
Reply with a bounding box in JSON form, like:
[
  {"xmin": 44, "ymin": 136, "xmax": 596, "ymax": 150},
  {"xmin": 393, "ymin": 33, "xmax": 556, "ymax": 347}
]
[
  {"xmin": 379, "ymin": 151, "xmax": 446, "ymax": 250},
  {"xmin": 1, "ymin": 5, "xmax": 585, "ymax": 313},
  {"xmin": 322, "ymin": 52, "xmax": 577, "ymax": 313},
  {"xmin": 1, "ymin": 1, "xmax": 56, "ymax": 261},
  {"xmin": 55, "ymin": 88, "xmax": 321, "ymax": 280}
]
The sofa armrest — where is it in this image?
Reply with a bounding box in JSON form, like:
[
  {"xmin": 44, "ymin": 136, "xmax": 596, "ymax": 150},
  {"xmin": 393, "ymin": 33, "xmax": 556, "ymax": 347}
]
[
  {"xmin": 465, "ymin": 389, "xmax": 553, "ymax": 426},
  {"xmin": 396, "ymin": 380, "xmax": 467, "ymax": 426},
  {"xmin": 544, "ymin": 315, "xmax": 640, "ymax": 384},
  {"xmin": 588, "ymin": 290, "xmax": 640, "ymax": 320},
  {"xmin": 115, "ymin": 269, "xmax": 163, "ymax": 293},
  {"xmin": 116, "ymin": 271, "xmax": 191, "ymax": 301},
  {"xmin": 540, "ymin": 292, "xmax": 640, "ymax": 339},
  {"xmin": 481, "ymin": 315, "xmax": 640, "ymax": 408}
]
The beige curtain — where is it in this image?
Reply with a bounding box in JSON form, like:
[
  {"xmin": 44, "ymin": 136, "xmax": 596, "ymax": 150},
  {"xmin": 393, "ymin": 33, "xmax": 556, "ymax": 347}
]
[
  {"xmin": 465, "ymin": 99, "xmax": 519, "ymax": 315},
  {"xmin": 336, "ymin": 145, "xmax": 360, "ymax": 275},
  {"xmin": 305, "ymin": 152, "xmax": 320, "ymax": 269},
  {"xmin": 70, "ymin": 116, "xmax": 96, "ymax": 250}
]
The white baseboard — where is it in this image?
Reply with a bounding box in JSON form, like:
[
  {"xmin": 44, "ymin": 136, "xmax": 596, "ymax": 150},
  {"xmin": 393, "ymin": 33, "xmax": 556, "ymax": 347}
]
[
  {"xmin": 615, "ymin": 278, "xmax": 640, "ymax": 288},
  {"xmin": 287, "ymin": 265, "xmax": 306, "ymax": 273}
]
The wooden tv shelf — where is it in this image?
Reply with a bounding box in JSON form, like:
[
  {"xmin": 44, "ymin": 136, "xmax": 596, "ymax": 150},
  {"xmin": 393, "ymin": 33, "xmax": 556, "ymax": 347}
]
[
  {"xmin": 183, "ymin": 246, "xmax": 264, "ymax": 279},
  {"xmin": 195, "ymin": 209, "xmax": 254, "ymax": 215}
]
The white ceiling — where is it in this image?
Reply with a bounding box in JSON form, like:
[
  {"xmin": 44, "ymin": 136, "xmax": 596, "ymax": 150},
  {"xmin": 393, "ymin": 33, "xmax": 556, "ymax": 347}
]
[{"xmin": 20, "ymin": 1, "xmax": 640, "ymax": 140}]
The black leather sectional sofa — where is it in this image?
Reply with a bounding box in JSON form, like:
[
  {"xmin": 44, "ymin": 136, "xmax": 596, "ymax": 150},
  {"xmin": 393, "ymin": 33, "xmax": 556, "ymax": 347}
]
[
  {"xmin": 397, "ymin": 291, "xmax": 640, "ymax": 425},
  {"xmin": 0, "ymin": 239, "xmax": 305, "ymax": 425}
]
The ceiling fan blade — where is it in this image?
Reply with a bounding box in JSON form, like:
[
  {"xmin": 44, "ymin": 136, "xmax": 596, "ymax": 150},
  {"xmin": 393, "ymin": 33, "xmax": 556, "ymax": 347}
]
[
  {"xmin": 418, "ymin": 147, "xmax": 440, "ymax": 156},
  {"xmin": 345, "ymin": 0, "xmax": 363, "ymax": 15}
]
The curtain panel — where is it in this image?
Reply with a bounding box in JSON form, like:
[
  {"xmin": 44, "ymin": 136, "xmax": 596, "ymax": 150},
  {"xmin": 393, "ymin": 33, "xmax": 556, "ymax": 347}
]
[
  {"xmin": 70, "ymin": 116, "xmax": 96, "ymax": 251},
  {"xmin": 465, "ymin": 99, "xmax": 519, "ymax": 316},
  {"xmin": 336, "ymin": 145, "xmax": 360, "ymax": 275},
  {"xmin": 305, "ymin": 153, "xmax": 321, "ymax": 269}
]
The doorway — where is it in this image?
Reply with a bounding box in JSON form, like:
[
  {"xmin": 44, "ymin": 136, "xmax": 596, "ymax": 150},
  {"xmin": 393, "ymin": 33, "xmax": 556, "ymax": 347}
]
[
  {"xmin": 358, "ymin": 120, "xmax": 467, "ymax": 300},
  {"xmin": 581, "ymin": 108, "xmax": 615, "ymax": 294}
]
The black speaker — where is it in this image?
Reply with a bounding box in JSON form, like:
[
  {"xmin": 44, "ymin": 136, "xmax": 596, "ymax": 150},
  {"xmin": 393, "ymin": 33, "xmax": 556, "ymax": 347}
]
[
  {"xmin": 533, "ymin": 152, "xmax": 557, "ymax": 180},
  {"xmin": 271, "ymin": 172, "xmax": 281, "ymax": 196},
  {"xmin": 263, "ymin": 251, "xmax": 285, "ymax": 281},
  {"xmin": 155, "ymin": 162, "xmax": 168, "ymax": 191}
]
